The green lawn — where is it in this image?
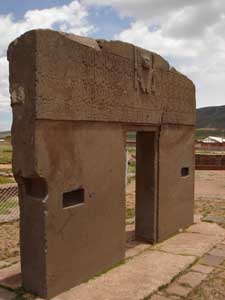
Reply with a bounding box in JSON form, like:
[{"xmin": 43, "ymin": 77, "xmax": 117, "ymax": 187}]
[
  {"xmin": 0, "ymin": 176, "xmax": 15, "ymax": 184},
  {"xmin": 128, "ymin": 162, "xmax": 136, "ymax": 174},
  {"xmin": 126, "ymin": 208, "xmax": 135, "ymax": 219},
  {"xmin": 0, "ymin": 142, "xmax": 12, "ymax": 164},
  {"xmin": 196, "ymin": 128, "xmax": 225, "ymax": 140}
]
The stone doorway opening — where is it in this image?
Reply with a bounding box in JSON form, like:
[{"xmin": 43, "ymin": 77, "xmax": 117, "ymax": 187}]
[
  {"xmin": 126, "ymin": 130, "xmax": 158, "ymax": 245},
  {"xmin": 126, "ymin": 131, "xmax": 136, "ymax": 243}
]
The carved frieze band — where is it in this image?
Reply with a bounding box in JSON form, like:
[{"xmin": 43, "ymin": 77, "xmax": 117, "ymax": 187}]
[{"xmin": 34, "ymin": 40, "xmax": 195, "ymax": 125}]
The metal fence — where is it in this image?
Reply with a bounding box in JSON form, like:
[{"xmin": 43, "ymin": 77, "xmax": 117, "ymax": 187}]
[{"xmin": 0, "ymin": 183, "xmax": 19, "ymax": 223}]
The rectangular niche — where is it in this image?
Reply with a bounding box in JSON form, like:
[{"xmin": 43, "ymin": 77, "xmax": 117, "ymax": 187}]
[
  {"xmin": 63, "ymin": 188, "xmax": 85, "ymax": 208},
  {"xmin": 181, "ymin": 167, "xmax": 189, "ymax": 177},
  {"xmin": 23, "ymin": 177, "xmax": 48, "ymax": 199}
]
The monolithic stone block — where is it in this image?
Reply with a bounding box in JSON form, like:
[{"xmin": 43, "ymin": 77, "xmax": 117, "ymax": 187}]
[{"xmin": 7, "ymin": 29, "xmax": 195, "ymax": 298}]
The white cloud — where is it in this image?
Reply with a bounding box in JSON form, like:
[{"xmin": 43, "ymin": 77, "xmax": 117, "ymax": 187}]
[
  {"xmin": 1, "ymin": 0, "xmax": 225, "ymax": 124},
  {"xmin": 117, "ymin": 22, "xmax": 199, "ymax": 59},
  {"xmin": 0, "ymin": 57, "xmax": 10, "ymax": 112},
  {"xmin": 84, "ymin": 0, "xmax": 225, "ymax": 108},
  {"xmin": 0, "ymin": 1, "xmax": 93, "ymax": 114}
]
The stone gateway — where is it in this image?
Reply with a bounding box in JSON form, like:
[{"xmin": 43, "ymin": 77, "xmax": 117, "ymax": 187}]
[{"xmin": 8, "ymin": 29, "xmax": 196, "ymax": 299}]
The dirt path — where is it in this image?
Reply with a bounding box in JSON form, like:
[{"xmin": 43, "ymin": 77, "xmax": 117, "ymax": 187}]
[
  {"xmin": 195, "ymin": 170, "xmax": 225, "ymax": 200},
  {"xmin": 0, "ymin": 164, "xmax": 12, "ymax": 170},
  {"xmin": 195, "ymin": 170, "xmax": 225, "ymax": 230},
  {"xmin": 0, "ymin": 221, "xmax": 19, "ymax": 260}
]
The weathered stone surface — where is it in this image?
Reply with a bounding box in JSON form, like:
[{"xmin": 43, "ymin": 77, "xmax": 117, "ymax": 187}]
[
  {"xmin": 150, "ymin": 294, "xmax": 172, "ymax": 300},
  {"xmin": 2, "ymin": 219, "xmax": 224, "ymax": 300},
  {"xmin": 202, "ymin": 215, "xmax": 225, "ymax": 224},
  {"xmin": 217, "ymin": 243, "xmax": 225, "ymax": 250},
  {"xmin": 150, "ymin": 292, "xmax": 181, "ymax": 300},
  {"xmin": 51, "ymin": 251, "xmax": 194, "ymax": 300},
  {"xmin": 177, "ymin": 271, "xmax": 208, "ymax": 288},
  {"xmin": 156, "ymin": 230, "xmax": 224, "ymax": 256},
  {"xmin": 199, "ymin": 254, "xmax": 225, "ymax": 267},
  {"xmin": 187, "ymin": 222, "xmax": 225, "ymax": 236},
  {"xmin": 169, "ymin": 296, "xmax": 183, "ymax": 300},
  {"xmin": 157, "ymin": 126, "xmax": 195, "ymax": 242},
  {"xmin": 209, "ymin": 247, "xmax": 225, "ymax": 257},
  {"xmin": 7, "ymin": 29, "xmax": 196, "ymax": 298},
  {"xmin": 0, "ymin": 261, "xmax": 10, "ymax": 269},
  {"xmin": 191, "ymin": 263, "xmax": 214, "ymax": 274},
  {"xmin": 166, "ymin": 283, "xmax": 192, "ymax": 297},
  {"xmin": 125, "ymin": 241, "xmax": 150, "ymax": 259},
  {"xmin": 7, "ymin": 30, "xmax": 195, "ymax": 126},
  {"xmin": 0, "ymin": 287, "xmax": 16, "ymax": 300},
  {"xmin": 217, "ymin": 270, "xmax": 225, "ymax": 279},
  {"xmin": 0, "ymin": 263, "xmax": 21, "ymax": 289}
]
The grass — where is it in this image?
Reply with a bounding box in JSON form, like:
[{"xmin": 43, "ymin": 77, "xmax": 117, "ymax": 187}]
[
  {"xmin": 127, "ymin": 146, "xmax": 136, "ymax": 155},
  {"xmin": 126, "ymin": 208, "xmax": 135, "ymax": 219},
  {"xmin": 0, "ymin": 168, "xmax": 12, "ymax": 173},
  {"xmin": 0, "ymin": 142, "xmax": 12, "ymax": 164},
  {"xmin": 196, "ymin": 128, "xmax": 225, "ymax": 140},
  {"xmin": 0, "ymin": 176, "xmax": 14, "ymax": 184},
  {"xmin": 0, "ymin": 197, "xmax": 18, "ymax": 215},
  {"xmin": 196, "ymin": 149, "xmax": 225, "ymax": 155},
  {"xmin": 128, "ymin": 163, "xmax": 136, "ymax": 174},
  {"xmin": 0, "ymin": 132, "xmax": 10, "ymax": 139}
]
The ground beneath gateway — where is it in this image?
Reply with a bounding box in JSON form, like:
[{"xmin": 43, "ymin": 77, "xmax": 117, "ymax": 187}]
[{"xmin": 0, "ymin": 170, "xmax": 225, "ymax": 299}]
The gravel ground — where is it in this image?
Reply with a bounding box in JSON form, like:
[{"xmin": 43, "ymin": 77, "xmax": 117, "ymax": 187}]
[
  {"xmin": 186, "ymin": 261, "xmax": 225, "ymax": 300},
  {"xmin": 195, "ymin": 170, "xmax": 225, "ymax": 229},
  {"xmin": 0, "ymin": 221, "xmax": 19, "ymax": 260}
]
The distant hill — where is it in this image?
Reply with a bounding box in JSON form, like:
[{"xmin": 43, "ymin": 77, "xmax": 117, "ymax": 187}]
[
  {"xmin": 196, "ymin": 105, "xmax": 225, "ymax": 140},
  {"xmin": 196, "ymin": 105, "xmax": 225, "ymax": 129}
]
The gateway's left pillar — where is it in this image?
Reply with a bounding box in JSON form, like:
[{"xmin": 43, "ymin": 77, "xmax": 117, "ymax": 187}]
[
  {"xmin": 7, "ymin": 32, "xmax": 48, "ymax": 297},
  {"xmin": 7, "ymin": 30, "xmax": 126, "ymax": 299}
]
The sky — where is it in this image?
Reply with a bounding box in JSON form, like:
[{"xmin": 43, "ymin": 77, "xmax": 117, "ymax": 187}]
[{"xmin": 0, "ymin": 0, "xmax": 225, "ymax": 131}]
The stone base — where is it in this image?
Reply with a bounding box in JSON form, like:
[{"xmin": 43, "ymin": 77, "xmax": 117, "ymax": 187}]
[{"xmin": 0, "ymin": 219, "xmax": 224, "ymax": 300}]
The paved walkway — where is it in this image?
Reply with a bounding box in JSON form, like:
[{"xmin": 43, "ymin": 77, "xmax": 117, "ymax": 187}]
[{"xmin": 0, "ymin": 216, "xmax": 224, "ymax": 300}]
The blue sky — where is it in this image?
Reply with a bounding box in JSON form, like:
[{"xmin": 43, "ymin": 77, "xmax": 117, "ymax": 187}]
[
  {"xmin": 0, "ymin": 1, "xmax": 72, "ymax": 19},
  {"xmin": 0, "ymin": 0, "xmax": 225, "ymax": 131},
  {"xmin": 0, "ymin": 1, "xmax": 132, "ymax": 39}
]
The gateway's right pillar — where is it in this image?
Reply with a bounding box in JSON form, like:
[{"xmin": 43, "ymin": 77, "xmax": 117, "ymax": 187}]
[{"xmin": 157, "ymin": 124, "xmax": 195, "ymax": 241}]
